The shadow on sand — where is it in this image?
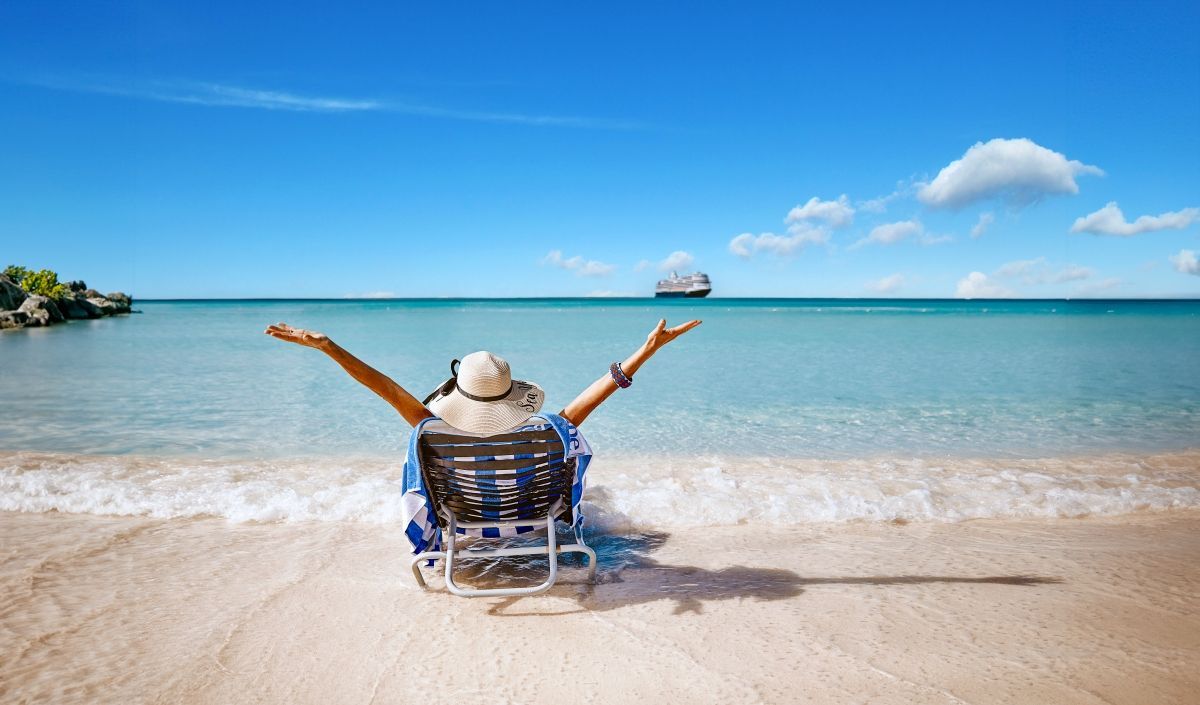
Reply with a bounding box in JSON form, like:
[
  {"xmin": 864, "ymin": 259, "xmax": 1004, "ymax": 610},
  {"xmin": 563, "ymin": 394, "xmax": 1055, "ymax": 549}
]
[{"xmin": 437, "ymin": 531, "xmax": 1062, "ymax": 616}]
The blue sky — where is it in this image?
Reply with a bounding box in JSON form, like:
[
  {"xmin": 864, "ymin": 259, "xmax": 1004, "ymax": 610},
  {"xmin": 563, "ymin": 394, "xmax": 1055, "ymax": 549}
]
[{"xmin": 1, "ymin": 1, "xmax": 1198, "ymax": 298}]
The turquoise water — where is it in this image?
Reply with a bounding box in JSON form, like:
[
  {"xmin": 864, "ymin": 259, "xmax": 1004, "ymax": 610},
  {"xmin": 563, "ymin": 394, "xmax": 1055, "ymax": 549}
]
[{"xmin": 2, "ymin": 298, "xmax": 1198, "ymax": 459}]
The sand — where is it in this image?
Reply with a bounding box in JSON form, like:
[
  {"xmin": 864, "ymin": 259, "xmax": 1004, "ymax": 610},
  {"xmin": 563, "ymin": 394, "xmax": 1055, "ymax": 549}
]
[{"xmin": 2, "ymin": 510, "xmax": 1199, "ymax": 705}]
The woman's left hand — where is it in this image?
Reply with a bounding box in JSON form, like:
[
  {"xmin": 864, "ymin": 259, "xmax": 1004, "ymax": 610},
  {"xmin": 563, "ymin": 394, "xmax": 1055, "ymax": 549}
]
[{"xmin": 264, "ymin": 322, "xmax": 332, "ymax": 351}]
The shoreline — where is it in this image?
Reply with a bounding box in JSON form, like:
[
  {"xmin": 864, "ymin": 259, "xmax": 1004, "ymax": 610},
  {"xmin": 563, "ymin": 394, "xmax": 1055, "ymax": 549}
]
[
  {"xmin": 2, "ymin": 510, "xmax": 1198, "ymax": 704},
  {"xmin": 3, "ymin": 448, "xmax": 1198, "ymax": 527}
]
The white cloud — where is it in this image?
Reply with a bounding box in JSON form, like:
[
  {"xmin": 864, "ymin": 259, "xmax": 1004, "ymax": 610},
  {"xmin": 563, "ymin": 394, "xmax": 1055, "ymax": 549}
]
[
  {"xmin": 993, "ymin": 257, "xmax": 1093, "ymax": 285},
  {"xmin": 970, "ymin": 212, "xmax": 995, "ymax": 239},
  {"xmin": 586, "ymin": 290, "xmax": 638, "ymax": 297},
  {"xmin": 1171, "ymin": 249, "xmax": 1200, "ymax": 276},
  {"xmin": 729, "ymin": 233, "xmax": 755, "ymax": 258},
  {"xmin": 729, "ymin": 229, "xmax": 829, "ymax": 259},
  {"xmin": 1073, "ymin": 277, "xmax": 1122, "ymax": 296},
  {"xmin": 851, "ymin": 219, "xmax": 951, "ymax": 249},
  {"xmin": 955, "ymin": 272, "xmax": 1015, "ymax": 299},
  {"xmin": 578, "ymin": 260, "xmax": 617, "ymax": 276},
  {"xmin": 540, "ymin": 250, "xmax": 616, "ymax": 277},
  {"xmin": 858, "ymin": 182, "xmax": 914, "ymax": 214},
  {"xmin": 29, "ymin": 76, "xmax": 638, "ymax": 128},
  {"xmin": 1070, "ymin": 202, "xmax": 1200, "ymax": 237},
  {"xmin": 657, "ymin": 250, "xmax": 695, "ymax": 272},
  {"xmin": 345, "ymin": 291, "xmax": 397, "ymax": 299},
  {"xmin": 868, "ymin": 273, "xmax": 905, "ymax": 293},
  {"xmin": 995, "ymin": 257, "xmax": 1046, "ymax": 279},
  {"xmin": 785, "ymin": 195, "xmax": 855, "ymax": 228},
  {"xmin": 633, "ymin": 259, "xmax": 652, "ymax": 272},
  {"xmin": 851, "ymin": 220, "xmax": 952, "ymax": 249},
  {"xmin": 869, "ymin": 220, "xmax": 923, "ymax": 244},
  {"xmin": 1051, "ymin": 264, "xmax": 1094, "ymax": 284},
  {"xmin": 918, "ymin": 138, "xmax": 1103, "ymax": 209}
]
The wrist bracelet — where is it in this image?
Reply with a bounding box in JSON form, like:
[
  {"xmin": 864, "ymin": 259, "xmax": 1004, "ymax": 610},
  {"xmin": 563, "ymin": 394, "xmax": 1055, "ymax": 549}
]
[{"xmin": 609, "ymin": 362, "xmax": 632, "ymax": 388}]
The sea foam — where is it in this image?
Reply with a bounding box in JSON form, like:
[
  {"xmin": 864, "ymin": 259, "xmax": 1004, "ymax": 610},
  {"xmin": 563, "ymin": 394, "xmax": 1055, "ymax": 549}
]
[{"xmin": 1, "ymin": 451, "xmax": 1197, "ymax": 528}]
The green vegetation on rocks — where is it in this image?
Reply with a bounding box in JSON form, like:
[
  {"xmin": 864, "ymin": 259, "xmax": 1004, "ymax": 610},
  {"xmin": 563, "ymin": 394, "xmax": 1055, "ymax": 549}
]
[{"xmin": 0, "ymin": 264, "xmax": 132, "ymax": 331}]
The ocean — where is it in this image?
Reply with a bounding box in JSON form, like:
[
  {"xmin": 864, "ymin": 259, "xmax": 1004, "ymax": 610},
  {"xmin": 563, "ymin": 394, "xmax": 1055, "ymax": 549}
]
[{"xmin": 2, "ymin": 298, "xmax": 1199, "ymax": 527}]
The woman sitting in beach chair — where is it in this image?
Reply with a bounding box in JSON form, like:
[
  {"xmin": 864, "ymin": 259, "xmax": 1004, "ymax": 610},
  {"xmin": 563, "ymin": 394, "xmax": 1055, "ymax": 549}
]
[{"xmin": 264, "ymin": 318, "xmax": 701, "ymax": 596}]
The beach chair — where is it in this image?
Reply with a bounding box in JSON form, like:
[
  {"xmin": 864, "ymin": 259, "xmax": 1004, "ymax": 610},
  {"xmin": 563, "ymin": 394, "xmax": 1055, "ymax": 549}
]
[{"xmin": 408, "ymin": 421, "xmax": 598, "ymax": 597}]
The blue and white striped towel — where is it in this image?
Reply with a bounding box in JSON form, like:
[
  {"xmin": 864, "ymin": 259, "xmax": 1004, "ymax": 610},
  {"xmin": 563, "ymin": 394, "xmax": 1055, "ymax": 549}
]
[{"xmin": 400, "ymin": 412, "xmax": 593, "ymax": 555}]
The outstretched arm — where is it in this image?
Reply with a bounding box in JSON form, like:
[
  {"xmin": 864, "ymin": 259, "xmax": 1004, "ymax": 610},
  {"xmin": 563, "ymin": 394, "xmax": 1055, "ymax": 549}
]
[
  {"xmin": 264, "ymin": 323, "xmax": 433, "ymax": 427},
  {"xmin": 560, "ymin": 318, "xmax": 701, "ymax": 427}
]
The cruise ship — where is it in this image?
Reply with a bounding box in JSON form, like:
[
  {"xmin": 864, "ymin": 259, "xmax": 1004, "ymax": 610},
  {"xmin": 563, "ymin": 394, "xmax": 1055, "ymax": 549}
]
[{"xmin": 655, "ymin": 271, "xmax": 712, "ymax": 298}]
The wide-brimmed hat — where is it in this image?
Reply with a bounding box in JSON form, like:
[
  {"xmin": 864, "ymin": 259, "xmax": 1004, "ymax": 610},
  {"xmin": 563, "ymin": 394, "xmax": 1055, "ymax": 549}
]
[{"xmin": 424, "ymin": 351, "xmax": 545, "ymax": 435}]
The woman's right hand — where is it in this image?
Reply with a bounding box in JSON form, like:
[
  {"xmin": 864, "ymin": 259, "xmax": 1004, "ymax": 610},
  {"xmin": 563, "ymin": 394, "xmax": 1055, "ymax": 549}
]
[
  {"xmin": 643, "ymin": 318, "xmax": 702, "ymax": 354},
  {"xmin": 264, "ymin": 322, "xmax": 332, "ymax": 351}
]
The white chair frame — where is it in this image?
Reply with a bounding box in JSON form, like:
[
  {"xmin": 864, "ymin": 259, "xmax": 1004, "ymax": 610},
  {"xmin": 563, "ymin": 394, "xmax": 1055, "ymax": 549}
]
[{"xmin": 409, "ymin": 498, "xmax": 598, "ymax": 597}]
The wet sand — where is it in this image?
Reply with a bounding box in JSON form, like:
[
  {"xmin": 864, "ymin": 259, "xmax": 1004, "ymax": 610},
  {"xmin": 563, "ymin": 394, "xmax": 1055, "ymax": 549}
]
[{"xmin": 2, "ymin": 510, "xmax": 1198, "ymax": 704}]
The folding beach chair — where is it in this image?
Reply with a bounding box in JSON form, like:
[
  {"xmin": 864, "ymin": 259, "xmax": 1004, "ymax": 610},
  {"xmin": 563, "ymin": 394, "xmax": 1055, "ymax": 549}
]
[{"xmin": 408, "ymin": 419, "xmax": 598, "ymax": 597}]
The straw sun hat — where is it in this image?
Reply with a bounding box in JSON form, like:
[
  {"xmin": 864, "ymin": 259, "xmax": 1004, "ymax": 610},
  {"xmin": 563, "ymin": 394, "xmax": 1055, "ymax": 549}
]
[{"xmin": 424, "ymin": 351, "xmax": 545, "ymax": 435}]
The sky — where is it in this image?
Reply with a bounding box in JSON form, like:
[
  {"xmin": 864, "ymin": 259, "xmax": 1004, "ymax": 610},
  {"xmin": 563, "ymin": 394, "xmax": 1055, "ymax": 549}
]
[{"xmin": 1, "ymin": 1, "xmax": 1198, "ymax": 298}]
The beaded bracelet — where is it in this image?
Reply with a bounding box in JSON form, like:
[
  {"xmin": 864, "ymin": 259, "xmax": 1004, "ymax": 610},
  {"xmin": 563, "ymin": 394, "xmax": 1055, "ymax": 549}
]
[{"xmin": 609, "ymin": 362, "xmax": 632, "ymax": 388}]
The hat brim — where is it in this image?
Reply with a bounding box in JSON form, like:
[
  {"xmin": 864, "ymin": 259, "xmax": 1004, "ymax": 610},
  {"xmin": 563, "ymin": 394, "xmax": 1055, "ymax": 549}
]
[{"xmin": 427, "ymin": 379, "xmax": 545, "ymax": 435}]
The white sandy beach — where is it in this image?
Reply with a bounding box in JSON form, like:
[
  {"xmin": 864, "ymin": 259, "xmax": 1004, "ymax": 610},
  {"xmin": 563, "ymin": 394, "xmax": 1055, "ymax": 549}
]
[{"xmin": 3, "ymin": 509, "xmax": 1199, "ymax": 705}]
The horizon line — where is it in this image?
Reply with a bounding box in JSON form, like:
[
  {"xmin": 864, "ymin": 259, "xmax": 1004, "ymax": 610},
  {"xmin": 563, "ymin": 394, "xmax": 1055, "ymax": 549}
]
[{"xmin": 134, "ymin": 296, "xmax": 1200, "ymax": 302}]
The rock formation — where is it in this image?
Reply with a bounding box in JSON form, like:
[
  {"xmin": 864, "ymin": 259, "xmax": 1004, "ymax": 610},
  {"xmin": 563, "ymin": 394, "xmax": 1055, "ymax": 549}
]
[{"xmin": 0, "ymin": 275, "xmax": 132, "ymax": 331}]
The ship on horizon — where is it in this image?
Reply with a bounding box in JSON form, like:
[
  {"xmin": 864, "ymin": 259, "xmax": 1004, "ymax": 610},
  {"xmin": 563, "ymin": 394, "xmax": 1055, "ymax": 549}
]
[{"xmin": 655, "ymin": 271, "xmax": 711, "ymax": 298}]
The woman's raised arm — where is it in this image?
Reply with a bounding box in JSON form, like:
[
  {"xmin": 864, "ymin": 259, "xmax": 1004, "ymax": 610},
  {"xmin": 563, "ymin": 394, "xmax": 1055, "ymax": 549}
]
[
  {"xmin": 559, "ymin": 318, "xmax": 701, "ymax": 427},
  {"xmin": 264, "ymin": 323, "xmax": 433, "ymax": 427}
]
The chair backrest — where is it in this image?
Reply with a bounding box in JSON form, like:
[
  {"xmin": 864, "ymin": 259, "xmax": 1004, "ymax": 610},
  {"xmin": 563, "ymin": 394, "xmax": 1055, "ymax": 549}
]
[{"xmin": 417, "ymin": 422, "xmax": 576, "ymax": 528}]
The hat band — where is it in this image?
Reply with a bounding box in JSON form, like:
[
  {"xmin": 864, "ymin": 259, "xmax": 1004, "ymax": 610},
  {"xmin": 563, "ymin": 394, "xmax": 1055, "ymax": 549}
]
[
  {"xmin": 456, "ymin": 382, "xmax": 514, "ymax": 403},
  {"xmin": 421, "ymin": 358, "xmax": 514, "ymax": 404}
]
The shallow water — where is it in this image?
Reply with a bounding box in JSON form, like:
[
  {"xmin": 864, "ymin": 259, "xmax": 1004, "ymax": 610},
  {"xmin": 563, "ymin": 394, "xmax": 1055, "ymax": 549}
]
[
  {"xmin": 2, "ymin": 450, "xmax": 1198, "ymax": 526},
  {"xmin": 1, "ymin": 298, "xmax": 1198, "ymax": 525}
]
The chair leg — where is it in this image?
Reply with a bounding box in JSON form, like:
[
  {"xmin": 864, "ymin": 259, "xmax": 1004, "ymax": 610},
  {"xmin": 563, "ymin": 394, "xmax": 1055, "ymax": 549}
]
[
  {"xmin": 442, "ymin": 512, "xmax": 563, "ymax": 598},
  {"xmin": 578, "ymin": 538, "xmax": 598, "ymax": 583},
  {"xmin": 409, "ymin": 551, "xmax": 445, "ymax": 589}
]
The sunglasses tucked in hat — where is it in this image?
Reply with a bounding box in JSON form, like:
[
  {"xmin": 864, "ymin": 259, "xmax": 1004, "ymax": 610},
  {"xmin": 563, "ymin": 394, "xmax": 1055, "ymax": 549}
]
[{"xmin": 424, "ymin": 351, "xmax": 545, "ymax": 435}]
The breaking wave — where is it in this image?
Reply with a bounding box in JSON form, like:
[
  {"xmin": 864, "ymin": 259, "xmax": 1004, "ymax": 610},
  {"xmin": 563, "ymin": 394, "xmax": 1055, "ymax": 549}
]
[{"xmin": 1, "ymin": 451, "xmax": 1198, "ymax": 528}]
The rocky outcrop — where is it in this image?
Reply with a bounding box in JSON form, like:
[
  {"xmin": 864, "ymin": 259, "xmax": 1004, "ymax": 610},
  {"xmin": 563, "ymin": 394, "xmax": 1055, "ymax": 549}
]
[
  {"xmin": 56, "ymin": 296, "xmax": 94, "ymax": 319},
  {"xmin": 0, "ymin": 277, "xmax": 132, "ymax": 332},
  {"xmin": 67, "ymin": 295, "xmax": 104, "ymax": 319},
  {"xmin": 0, "ymin": 310, "xmax": 29, "ymax": 329},
  {"xmin": 0, "ymin": 275, "xmax": 26, "ymax": 311},
  {"xmin": 106, "ymin": 292, "xmax": 132, "ymax": 313},
  {"xmin": 17, "ymin": 295, "xmax": 65, "ymax": 326}
]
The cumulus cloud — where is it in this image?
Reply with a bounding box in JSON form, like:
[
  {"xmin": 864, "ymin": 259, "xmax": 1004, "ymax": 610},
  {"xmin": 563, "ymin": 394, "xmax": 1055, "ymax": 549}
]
[
  {"xmin": 586, "ymin": 290, "xmax": 638, "ymax": 297},
  {"xmin": 1171, "ymin": 249, "xmax": 1200, "ymax": 276},
  {"xmin": 785, "ymin": 195, "xmax": 855, "ymax": 228},
  {"xmin": 868, "ymin": 273, "xmax": 905, "ymax": 293},
  {"xmin": 657, "ymin": 250, "xmax": 695, "ymax": 272},
  {"xmin": 994, "ymin": 257, "xmax": 1046, "ymax": 279},
  {"xmin": 917, "ymin": 138, "xmax": 1103, "ymax": 209},
  {"xmin": 729, "ymin": 229, "xmax": 830, "ymax": 258},
  {"xmin": 955, "ymin": 272, "xmax": 1015, "ymax": 299},
  {"xmin": 970, "ymin": 212, "xmax": 995, "ymax": 239},
  {"xmin": 858, "ymin": 182, "xmax": 915, "ymax": 214},
  {"xmin": 1050, "ymin": 265, "xmax": 1094, "ymax": 284},
  {"xmin": 633, "ymin": 259, "xmax": 652, "ymax": 272},
  {"xmin": 993, "ymin": 257, "xmax": 1093, "ymax": 285},
  {"xmin": 540, "ymin": 250, "xmax": 616, "ymax": 277},
  {"xmin": 1070, "ymin": 202, "xmax": 1200, "ymax": 237},
  {"xmin": 731, "ymin": 195, "xmax": 857, "ymax": 260},
  {"xmin": 867, "ymin": 220, "xmax": 923, "ymax": 245},
  {"xmin": 1073, "ymin": 277, "xmax": 1122, "ymax": 296},
  {"xmin": 850, "ymin": 220, "xmax": 949, "ymax": 249}
]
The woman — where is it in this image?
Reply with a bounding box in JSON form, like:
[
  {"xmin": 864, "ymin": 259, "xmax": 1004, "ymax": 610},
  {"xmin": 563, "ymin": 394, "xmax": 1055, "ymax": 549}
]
[{"xmin": 263, "ymin": 318, "xmax": 701, "ymax": 433}]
